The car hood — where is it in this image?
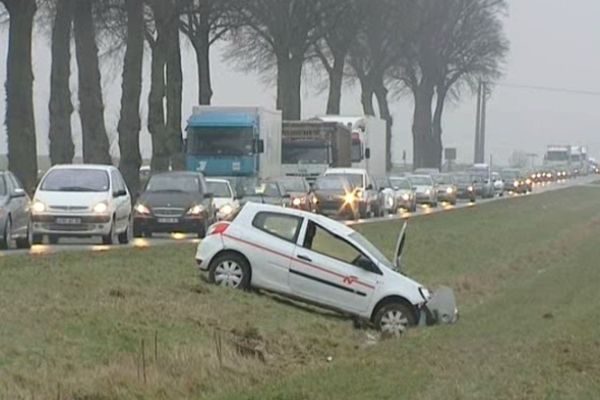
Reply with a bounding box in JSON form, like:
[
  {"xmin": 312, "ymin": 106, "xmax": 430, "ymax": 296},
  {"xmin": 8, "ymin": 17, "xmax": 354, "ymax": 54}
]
[
  {"xmin": 34, "ymin": 190, "xmax": 110, "ymax": 209},
  {"xmin": 139, "ymin": 191, "xmax": 202, "ymax": 209}
]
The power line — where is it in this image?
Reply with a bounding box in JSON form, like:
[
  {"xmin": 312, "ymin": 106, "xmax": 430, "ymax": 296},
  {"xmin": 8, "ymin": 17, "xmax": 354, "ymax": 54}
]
[{"xmin": 496, "ymin": 82, "xmax": 600, "ymax": 97}]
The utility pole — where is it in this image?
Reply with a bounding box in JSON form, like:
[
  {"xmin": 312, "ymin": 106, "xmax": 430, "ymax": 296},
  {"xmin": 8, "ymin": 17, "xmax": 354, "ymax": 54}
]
[{"xmin": 474, "ymin": 80, "xmax": 488, "ymax": 164}]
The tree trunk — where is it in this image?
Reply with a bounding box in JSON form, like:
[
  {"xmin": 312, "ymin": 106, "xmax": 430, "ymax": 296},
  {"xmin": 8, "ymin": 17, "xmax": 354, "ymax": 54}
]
[
  {"xmin": 117, "ymin": 0, "xmax": 144, "ymax": 195},
  {"xmin": 276, "ymin": 53, "xmax": 303, "ymax": 120},
  {"xmin": 147, "ymin": 3, "xmax": 168, "ymax": 172},
  {"xmin": 411, "ymin": 79, "xmax": 435, "ymax": 169},
  {"xmin": 166, "ymin": 13, "xmax": 184, "ymax": 170},
  {"xmin": 359, "ymin": 78, "xmax": 375, "ymax": 116},
  {"xmin": 73, "ymin": 0, "xmax": 111, "ymax": 164},
  {"xmin": 48, "ymin": 0, "xmax": 74, "ymax": 166},
  {"xmin": 2, "ymin": 0, "xmax": 38, "ymax": 192},
  {"xmin": 432, "ymin": 86, "xmax": 447, "ymax": 170},
  {"xmin": 325, "ymin": 53, "xmax": 345, "ymax": 115},
  {"xmin": 374, "ymin": 83, "xmax": 393, "ymax": 171}
]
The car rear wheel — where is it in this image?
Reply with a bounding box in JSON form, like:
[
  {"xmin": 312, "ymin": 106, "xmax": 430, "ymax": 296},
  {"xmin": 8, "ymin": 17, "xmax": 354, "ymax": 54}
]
[
  {"xmin": 0, "ymin": 218, "xmax": 12, "ymax": 250},
  {"xmin": 197, "ymin": 219, "xmax": 208, "ymax": 239},
  {"xmin": 374, "ymin": 302, "xmax": 417, "ymax": 337},
  {"xmin": 209, "ymin": 253, "xmax": 251, "ymax": 290}
]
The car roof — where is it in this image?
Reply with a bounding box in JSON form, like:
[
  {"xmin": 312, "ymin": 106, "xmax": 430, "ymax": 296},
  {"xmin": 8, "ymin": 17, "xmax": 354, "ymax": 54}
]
[
  {"xmin": 49, "ymin": 164, "xmax": 116, "ymax": 171},
  {"xmin": 150, "ymin": 171, "xmax": 204, "ymax": 178},
  {"xmin": 206, "ymin": 178, "xmax": 230, "ymax": 184},
  {"xmin": 242, "ymin": 202, "xmax": 355, "ymax": 237}
]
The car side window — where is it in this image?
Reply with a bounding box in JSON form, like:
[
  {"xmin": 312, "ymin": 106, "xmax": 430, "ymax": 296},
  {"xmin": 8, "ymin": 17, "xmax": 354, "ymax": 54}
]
[
  {"xmin": 303, "ymin": 221, "xmax": 376, "ymax": 272},
  {"xmin": 112, "ymin": 170, "xmax": 126, "ymax": 194},
  {"xmin": 252, "ymin": 212, "xmax": 302, "ymax": 243}
]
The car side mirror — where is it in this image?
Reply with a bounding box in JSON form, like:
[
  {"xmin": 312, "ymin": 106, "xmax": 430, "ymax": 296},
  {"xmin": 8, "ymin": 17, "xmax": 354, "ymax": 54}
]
[
  {"xmin": 365, "ymin": 148, "xmax": 371, "ymax": 160},
  {"xmin": 11, "ymin": 188, "xmax": 26, "ymax": 198},
  {"xmin": 113, "ymin": 189, "xmax": 127, "ymax": 198}
]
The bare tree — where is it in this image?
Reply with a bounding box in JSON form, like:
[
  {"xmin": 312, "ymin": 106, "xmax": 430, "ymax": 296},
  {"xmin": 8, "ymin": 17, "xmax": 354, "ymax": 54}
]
[
  {"xmin": 48, "ymin": 0, "xmax": 75, "ymax": 165},
  {"xmin": 228, "ymin": 0, "xmax": 341, "ymax": 120},
  {"xmin": 312, "ymin": 0, "xmax": 360, "ymax": 115},
  {"xmin": 348, "ymin": 0, "xmax": 407, "ymax": 169},
  {"xmin": 146, "ymin": 0, "xmax": 185, "ymax": 171},
  {"xmin": 117, "ymin": 0, "xmax": 144, "ymax": 194},
  {"xmin": 73, "ymin": 0, "xmax": 112, "ymax": 164},
  {"xmin": 394, "ymin": 0, "xmax": 508, "ymax": 169},
  {"xmin": 0, "ymin": 0, "xmax": 38, "ymax": 191},
  {"xmin": 180, "ymin": 0, "xmax": 232, "ymax": 105}
]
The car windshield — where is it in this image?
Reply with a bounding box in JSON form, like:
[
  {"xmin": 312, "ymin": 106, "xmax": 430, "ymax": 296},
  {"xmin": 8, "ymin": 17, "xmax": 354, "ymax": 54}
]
[
  {"xmin": 0, "ymin": 176, "xmax": 6, "ymax": 196},
  {"xmin": 207, "ymin": 181, "xmax": 232, "ymax": 198},
  {"xmin": 146, "ymin": 175, "xmax": 201, "ymax": 193},
  {"xmin": 409, "ymin": 176, "xmax": 432, "ymax": 185},
  {"xmin": 278, "ymin": 178, "xmax": 307, "ymax": 193},
  {"xmin": 434, "ymin": 175, "xmax": 454, "ymax": 185},
  {"xmin": 315, "ymin": 178, "xmax": 347, "ymax": 191},
  {"xmin": 390, "ymin": 178, "xmax": 411, "ymax": 190},
  {"xmin": 282, "ymin": 144, "xmax": 329, "ymax": 164},
  {"xmin": 41, "ymin": 169, "xmax": 109, "ymax": 192},
  {"xmin": 327, "ymin": 173, "xmax": 363, "ymax": 188},
  {"xmin": 349, "ymin": 232, "xmax": 394, "ymax": 270},
  {"xmin": 250, "ymin": 183, "xmax": 281, "ymax": 197},
  {"xmin": 454, "ymin": 175, "xmax": 472, "ymax": 184},
  {"xmin": 187, "ymin": 127, "xmax": 254, "ymax": 156}
]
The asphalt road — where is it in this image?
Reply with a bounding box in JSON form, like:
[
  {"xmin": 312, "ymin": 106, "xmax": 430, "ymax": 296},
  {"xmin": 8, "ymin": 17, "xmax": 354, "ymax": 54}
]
[{"xmin": 1, "ymin": 176, "xmax": 596, "ymax": 258}]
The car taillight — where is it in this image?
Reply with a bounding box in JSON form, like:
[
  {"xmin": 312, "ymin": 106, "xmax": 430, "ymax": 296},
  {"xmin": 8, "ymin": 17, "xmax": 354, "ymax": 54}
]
[{"xmin": 208, "ymin": 222, "xmax": 229, "ymax": 236}]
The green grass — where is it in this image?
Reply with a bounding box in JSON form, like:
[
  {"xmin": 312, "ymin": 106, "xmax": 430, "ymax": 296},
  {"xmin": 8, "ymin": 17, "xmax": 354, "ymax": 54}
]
[{"xmin": 1, "ymin": 187, "xmax": 600, "ymax": 399}]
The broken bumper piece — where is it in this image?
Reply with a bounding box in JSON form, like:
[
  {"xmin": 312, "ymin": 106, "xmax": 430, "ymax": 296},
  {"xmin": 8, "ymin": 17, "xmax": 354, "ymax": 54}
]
[{"xmin": 419, "ymin": 286, "xmax": 459, "ymax": 326}]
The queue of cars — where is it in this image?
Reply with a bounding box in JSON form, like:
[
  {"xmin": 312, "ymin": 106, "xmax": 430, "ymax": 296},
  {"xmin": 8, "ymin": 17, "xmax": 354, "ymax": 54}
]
[{"xmin": 0, "ymin": 161, "xmax": 590, "ymax": 249}]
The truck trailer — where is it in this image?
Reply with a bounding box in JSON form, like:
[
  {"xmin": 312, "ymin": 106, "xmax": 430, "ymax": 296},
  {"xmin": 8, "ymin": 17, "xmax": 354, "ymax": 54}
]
[
  {"xmin": 185, "ymin": 106, "xmax": 282, "ymax": 193},
  {"xmin": 281, "ymin": 120, "xmax": 352, "ymax": 181},
  {"xmin": 316, "ymin": 116, "xmax": 387, "ymax": 177}
]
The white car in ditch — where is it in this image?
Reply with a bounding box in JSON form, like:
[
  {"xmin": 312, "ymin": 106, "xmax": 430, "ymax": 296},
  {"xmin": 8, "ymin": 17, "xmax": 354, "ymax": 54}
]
[{"xmin": 195, "ymin": 203, "xmax": 457, "ymax": 335}]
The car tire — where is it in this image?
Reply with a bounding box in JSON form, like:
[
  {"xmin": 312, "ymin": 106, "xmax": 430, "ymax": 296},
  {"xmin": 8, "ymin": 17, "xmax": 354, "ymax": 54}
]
[
  {"xmin": 0, "ymin": 218, "xmax": 12, "ymax": 250},
  {"xmin": 16, "ymin": 222, "xmax": 32, "ymax": 249},
  {"xmin": 32, "ymin": 234, "xmax": 43, "ymax": 245},
  {"xmin": 118, "ymin": 220, "xmax": 130, "ymax": 245},
  {"xmin": 102, "ymin": 221, "xmax": 116, "ymax": 245},
  {"xmin": 208, "ymin": 252, "xmax": 251, "ymax": 290},
  {"xmin": 197, "ymin": 219, "xmax": 208, "ymax": 239},
  {"xmin": 373, "ymin": 302, "xmax": 417, "ymax": 337}
]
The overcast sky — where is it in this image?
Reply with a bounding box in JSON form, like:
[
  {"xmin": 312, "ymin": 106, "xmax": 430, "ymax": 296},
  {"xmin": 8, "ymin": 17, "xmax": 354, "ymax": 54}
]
[{"xmin": 1, "ymin": 0, "xmax": 599, "ymax": 165}]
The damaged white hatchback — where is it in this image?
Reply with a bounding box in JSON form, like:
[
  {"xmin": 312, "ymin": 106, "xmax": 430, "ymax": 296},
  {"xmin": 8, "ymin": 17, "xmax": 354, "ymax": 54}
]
[{"xmin": 195, "ymin": 203, "xmax": 458, "ymax": 335}]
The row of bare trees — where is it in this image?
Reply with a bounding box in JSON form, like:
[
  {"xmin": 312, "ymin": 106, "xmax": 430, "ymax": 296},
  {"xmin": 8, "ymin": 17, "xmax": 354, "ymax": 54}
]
[{"xmin": 0, "ymin": 0, "xmax": 508, "ymax": 194}]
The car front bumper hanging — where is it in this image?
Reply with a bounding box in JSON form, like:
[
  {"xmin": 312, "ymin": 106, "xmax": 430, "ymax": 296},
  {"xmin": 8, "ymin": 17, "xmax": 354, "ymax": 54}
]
[{"xmin": 419, "ymin": 286, "xmax": 459, "ymax": 326}]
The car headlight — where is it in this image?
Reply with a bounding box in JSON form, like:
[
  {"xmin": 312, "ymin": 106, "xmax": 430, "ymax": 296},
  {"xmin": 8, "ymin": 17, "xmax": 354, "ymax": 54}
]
[
  {"xmin": 425, "ymin": 189, "xmax": 431, "ymax": 195},
  {"xmin": 344, "ymin": 192, "xmax": 356, "ymax": 204},
  {"xmin": 32, "ymin": 201, "xmax": 46, "ymax": 214},
  {"xmin": 513, "ymin": 181, "xmax": 519, "ymax": 188},
  {"xmin": 187, "ymin": 204, "xmax": 205, "ymax": 215},
  {"xmin": 526, "ymin": 178, "xmax": 532, "ymax": 185},
  {"xmin": 446, "ymin": 187, "xmax": 454, "ymax": 194},
  {"xmin": 134, "ymin": 203, "xmax": 151, "ymax": 215},
  {"xmin": 387, "ymin": 197, "xmax": 394, "ymax": 207},
  {"xmin": 292, "ymin": 198, "xmax": 302, "ymax": 207},
  {"xmin": 219, "ymin": 204, "xmax": 233, "ymax": 216},
  {"xmin": 402, "ymin": 193, "xmax": 410, "ymax": 201},
  {"xmin": 311, "ymin": 196, "xmax": 319, "ymax": 204},
  {"xmin": 467, "ymin": 186, "xmax": 474, "ymax": 192},
  {"xmin": 93, "ymin": 202, "xmax": 109, "ymax": 214}
]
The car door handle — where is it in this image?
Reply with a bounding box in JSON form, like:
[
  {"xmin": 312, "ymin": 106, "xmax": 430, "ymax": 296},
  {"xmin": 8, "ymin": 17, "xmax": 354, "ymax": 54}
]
[{"xmin": 297, "ymin": 254, "xmax": 312, "ymax": 263}]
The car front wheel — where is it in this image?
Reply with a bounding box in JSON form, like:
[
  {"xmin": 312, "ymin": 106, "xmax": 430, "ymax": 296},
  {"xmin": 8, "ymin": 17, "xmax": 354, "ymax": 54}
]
[
  {"xmin": 374, "ymin": 302, "xmax": 417, "ymax": 337},
  {"xmin": 0, "ymin": 218, "xmax": 12, "ymax": 250},
  {"xmin": 209, "ymin": 253, "xmax": 251, "ymax": 290}
]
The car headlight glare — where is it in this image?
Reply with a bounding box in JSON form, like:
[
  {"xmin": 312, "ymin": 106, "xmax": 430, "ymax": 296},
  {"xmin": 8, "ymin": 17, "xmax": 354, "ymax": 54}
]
[
  {"xmin": 32, "ymin": 201, "xmax": 46, "ymax": 214},
  {"xmin": 93, "ymin": 202, "xmax": 109, "ymax": 214},
  {"xmin": 425, "ymin": 189, "xmax": 431, "ymax": 195},
  {"xmin": 513, "ymin": 181, "xmax": 519, "ymax": 188},
  {"xmin": 344, "ymin": 192, "xmax": 356, "ymax": 204},
  {"xmin": 402, "ymin": 193, "xmax": 410, "ymax": 201},
  {"xmin": 134, "ymin": 204, "xmax": 151, "ymax": 215},
  {"xmin": 292, "ymin": 198, "xmax": 302, "ymax": 207},
  {"xmin": 219, "ymin": 204, "xmax": 233, "ymax": 215},
  {"xmin": 446, "ymin": 187, "xmax": 454, "ymax": 194},
  {"xmin": 187, "ymin": 204, "xmax": 205, "ymax": 215}
]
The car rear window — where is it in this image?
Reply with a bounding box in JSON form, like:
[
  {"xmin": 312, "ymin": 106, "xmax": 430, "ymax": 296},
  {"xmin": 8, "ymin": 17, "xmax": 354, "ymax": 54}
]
[
  {"xmin": 41, "ymin": 169, "xmax": 110, "ymax": 192},
  {"xmin": 252, "ymin": 212, "xmax": 302, "ymax": 243}
]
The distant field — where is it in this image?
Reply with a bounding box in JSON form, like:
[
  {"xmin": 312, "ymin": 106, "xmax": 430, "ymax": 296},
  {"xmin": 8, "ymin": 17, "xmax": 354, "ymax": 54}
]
[{"xmin": 1, "ymin": 187, "xmax": 600, "ymax": 399}]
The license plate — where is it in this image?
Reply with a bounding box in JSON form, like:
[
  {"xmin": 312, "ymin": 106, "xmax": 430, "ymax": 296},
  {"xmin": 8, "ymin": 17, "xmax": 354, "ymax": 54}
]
[
  {"xmin": 158, "ymin": 218, "xmax": 179, "ymax": 224},
  {"xmin": 56, "ymin": 217, "xmax": 81, "ymax": 225}
]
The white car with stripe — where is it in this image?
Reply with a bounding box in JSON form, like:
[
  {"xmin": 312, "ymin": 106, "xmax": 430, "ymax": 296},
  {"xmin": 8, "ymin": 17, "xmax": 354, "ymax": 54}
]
[{"xmin": 195, "ymin": 203, "xmax": 457, "ymax": 335}]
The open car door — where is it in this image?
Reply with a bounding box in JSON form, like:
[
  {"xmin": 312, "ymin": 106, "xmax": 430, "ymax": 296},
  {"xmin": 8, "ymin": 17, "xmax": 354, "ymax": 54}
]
[{"xmin": 394, "ymin": 222, "xmax": 408, "ymax": 273}]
